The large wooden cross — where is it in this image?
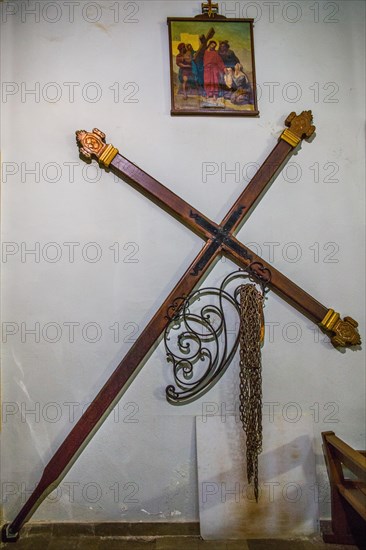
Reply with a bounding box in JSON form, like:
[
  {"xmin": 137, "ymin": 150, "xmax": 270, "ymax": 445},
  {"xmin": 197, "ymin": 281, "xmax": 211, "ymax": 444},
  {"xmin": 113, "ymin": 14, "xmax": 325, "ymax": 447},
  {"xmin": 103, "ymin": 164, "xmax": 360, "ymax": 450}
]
[{"xmin": 2, "ymin": 111, "xmax": 361, "ymax": 542}]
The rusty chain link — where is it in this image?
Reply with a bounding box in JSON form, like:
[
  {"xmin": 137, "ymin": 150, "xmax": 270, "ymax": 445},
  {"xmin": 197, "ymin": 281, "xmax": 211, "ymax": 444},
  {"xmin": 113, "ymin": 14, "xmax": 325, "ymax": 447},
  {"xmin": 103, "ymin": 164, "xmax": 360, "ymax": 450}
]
[{"xmin": 239, "ymin": 283, "xmax": 264, "ymax": 502}]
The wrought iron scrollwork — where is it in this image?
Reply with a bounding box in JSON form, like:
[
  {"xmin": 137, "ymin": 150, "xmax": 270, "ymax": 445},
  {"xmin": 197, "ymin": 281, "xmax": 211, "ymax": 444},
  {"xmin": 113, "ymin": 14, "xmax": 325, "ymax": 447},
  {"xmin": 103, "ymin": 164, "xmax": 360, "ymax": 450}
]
[{"xmin": 164, "ymin": 264, "xmax": 271, "ymax": 404}]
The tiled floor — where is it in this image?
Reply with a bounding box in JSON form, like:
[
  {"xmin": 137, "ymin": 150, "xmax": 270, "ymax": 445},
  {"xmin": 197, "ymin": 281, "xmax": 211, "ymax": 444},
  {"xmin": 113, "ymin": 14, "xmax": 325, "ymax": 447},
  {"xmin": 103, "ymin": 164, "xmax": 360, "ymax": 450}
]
[
  {"xmin": 1, "ymin": 534, "xmax": 363, "ymax": 550},
  {"xmin": 1, "ymin": 523, "xmax": 364, "ymax": 550}
]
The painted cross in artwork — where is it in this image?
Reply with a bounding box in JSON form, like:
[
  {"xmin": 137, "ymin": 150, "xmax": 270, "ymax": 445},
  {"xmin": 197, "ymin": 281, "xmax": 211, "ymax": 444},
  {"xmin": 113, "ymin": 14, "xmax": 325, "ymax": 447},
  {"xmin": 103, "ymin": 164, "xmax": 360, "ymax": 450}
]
[{"xmin": 168, "ymin": 18, "xmax": 259, "ymax": 116}]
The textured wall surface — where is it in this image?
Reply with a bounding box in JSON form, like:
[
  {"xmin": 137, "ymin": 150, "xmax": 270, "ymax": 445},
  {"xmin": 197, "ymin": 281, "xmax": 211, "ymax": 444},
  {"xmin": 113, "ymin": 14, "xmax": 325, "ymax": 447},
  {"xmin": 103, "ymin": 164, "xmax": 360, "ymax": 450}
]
[{"xmin": 1, "ymin": 0, "xmax": 365, "ymax": 534}]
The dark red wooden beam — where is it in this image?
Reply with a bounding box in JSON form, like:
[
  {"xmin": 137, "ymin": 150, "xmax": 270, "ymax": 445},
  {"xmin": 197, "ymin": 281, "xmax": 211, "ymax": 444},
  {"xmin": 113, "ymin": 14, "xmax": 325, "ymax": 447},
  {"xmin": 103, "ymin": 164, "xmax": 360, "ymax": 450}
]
[
  {"xmin": 225, "ymin": 239, "xmax": 328, "ymax": 321},
  {"xmin": 2, "ymin": 240, "xmax": 218, "ymax": 541}
]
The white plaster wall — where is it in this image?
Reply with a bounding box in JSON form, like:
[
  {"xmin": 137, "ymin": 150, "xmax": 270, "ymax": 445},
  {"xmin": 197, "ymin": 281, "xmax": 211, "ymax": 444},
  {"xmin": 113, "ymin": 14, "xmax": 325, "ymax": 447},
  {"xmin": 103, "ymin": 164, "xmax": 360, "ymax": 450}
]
[{"xmin": 1, "ymin": 0, "xmax": 365, "ymax": 531}]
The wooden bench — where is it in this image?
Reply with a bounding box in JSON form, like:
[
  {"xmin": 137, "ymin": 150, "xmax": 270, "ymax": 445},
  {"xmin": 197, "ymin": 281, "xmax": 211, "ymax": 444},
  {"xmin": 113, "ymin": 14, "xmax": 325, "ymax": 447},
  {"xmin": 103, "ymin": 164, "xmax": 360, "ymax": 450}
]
[{"xmin": 321, "ymin": 431, "xmax": 366, "ymax": 546}]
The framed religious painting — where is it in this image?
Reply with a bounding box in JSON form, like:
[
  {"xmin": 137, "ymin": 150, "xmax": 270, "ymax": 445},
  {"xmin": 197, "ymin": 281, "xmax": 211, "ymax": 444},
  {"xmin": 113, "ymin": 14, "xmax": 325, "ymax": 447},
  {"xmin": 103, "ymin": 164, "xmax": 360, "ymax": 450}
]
[{"xmin": 167, "ymin": 15, "xmax": 259, "ymax": 116}]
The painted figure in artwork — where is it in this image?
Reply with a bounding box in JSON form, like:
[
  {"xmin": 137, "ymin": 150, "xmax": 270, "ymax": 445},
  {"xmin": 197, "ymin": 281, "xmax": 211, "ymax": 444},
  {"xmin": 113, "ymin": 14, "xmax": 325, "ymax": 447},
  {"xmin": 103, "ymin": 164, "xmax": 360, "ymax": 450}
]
[
  {"xmin": 203, "ymin": 40, "xmax": 226, "ymax": 99},
  {"xmin": 230, "ymin": 63, "xmax": 253, "ymax": 104},
  {"xmin": 218, "ymin": 40, "xmax": 240, "ymax": 69},
  {"xmin": 176, "ymin": 42, "xmax": 195, "ymax": 99}
]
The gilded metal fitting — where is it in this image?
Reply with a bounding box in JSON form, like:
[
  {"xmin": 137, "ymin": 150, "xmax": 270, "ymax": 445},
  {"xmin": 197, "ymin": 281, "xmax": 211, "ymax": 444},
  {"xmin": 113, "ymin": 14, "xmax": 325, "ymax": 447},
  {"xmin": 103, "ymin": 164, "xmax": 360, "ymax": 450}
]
[
  {"xmin": 99, "ymin": 144, "xmax": 119, "ymax": 168},
  {"xmin": 75, "ymin": 128, "xmax": 118, "ymax": 168},
  {"xmin": 319, "ymin": 309, "xmax": 361, "ymax": 347},
  {"xmin": 280, "ymin": 129, "xmax": 302, "ymax": 148},
  {"xmin": 280, "ymin": 110, "xmax": 316, "ymax": 148}
]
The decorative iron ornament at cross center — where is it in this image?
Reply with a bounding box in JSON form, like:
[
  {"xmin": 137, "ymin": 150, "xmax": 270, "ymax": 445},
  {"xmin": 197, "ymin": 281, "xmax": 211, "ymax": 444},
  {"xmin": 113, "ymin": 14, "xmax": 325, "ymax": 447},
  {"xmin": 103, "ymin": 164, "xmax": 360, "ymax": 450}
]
[
  {"xmin": 164, "ymin": 265, "xmax": 270, "ymax": 404},
  {"xmin": 2, "ymin": 111, "xmax": 361, "ymax": 543}
]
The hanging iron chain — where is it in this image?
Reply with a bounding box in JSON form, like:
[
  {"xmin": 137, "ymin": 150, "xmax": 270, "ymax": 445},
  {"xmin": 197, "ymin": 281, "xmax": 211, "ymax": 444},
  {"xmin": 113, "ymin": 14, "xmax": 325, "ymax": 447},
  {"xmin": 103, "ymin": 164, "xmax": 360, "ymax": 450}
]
[{"xmin": 239, "ymin": 284, "xmax": 264, "ymax": 502}]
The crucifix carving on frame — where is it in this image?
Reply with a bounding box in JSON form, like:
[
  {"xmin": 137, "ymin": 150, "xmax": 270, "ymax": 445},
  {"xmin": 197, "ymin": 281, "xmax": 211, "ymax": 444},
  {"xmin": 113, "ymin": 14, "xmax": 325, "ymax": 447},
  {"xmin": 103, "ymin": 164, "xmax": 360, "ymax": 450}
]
[
  {"xmin": 201, "ymin": 0, "xmax": 220, "ymax": 18},
  {"xmin": 2, "ymin": 111, "xmax": 361, "ymax": 542}
]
